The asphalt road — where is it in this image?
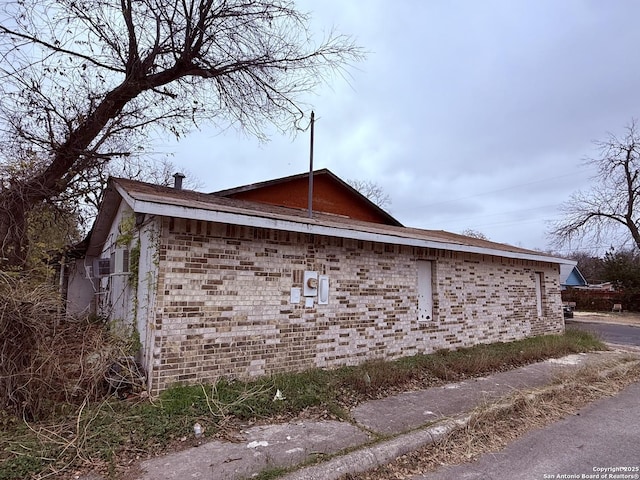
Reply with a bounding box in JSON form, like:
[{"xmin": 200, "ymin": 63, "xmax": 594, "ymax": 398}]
[
  {"xmin": 415, "ymin": 380, "xmax": 640, "ymax": 480},
  {"xmin": 566, "ymin": 320, "xmax": 640, "ymax": 346}
]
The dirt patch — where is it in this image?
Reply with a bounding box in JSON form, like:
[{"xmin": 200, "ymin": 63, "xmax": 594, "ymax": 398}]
[{"xmin": 571, "ymin": 310, "xmax": 640, "ymax": 326}]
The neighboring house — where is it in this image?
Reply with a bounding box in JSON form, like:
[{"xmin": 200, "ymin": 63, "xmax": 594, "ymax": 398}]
[
  {"xmin": 559, "ymin": 264, "xmax": 588, "ymax": 290},
  {"xmin": 574, "ymin": 282, "xmax": 616, "ymax": 292},
  {"xmin": 65, "ymin": 169, "xmax": 569, "ymax": 394}
]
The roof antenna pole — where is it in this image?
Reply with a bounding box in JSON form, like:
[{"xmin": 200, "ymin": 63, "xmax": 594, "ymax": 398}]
[{"xmin": 307, "ymin": 111, "xmax": 315, "ymax": 219}]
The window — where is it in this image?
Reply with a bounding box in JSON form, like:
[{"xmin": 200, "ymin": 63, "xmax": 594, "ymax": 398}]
[
  {"xmin": 110, "ymin": 248, "xmax": 130, "ymax": 275},
  {"xmin": 535, "ymin": 272, "xmax": 544, "ymax": 317}
]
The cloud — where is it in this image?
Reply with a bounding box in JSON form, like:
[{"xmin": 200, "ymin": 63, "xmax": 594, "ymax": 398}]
[{"xmin": 170, "ymin": 0, "xmax": 640, "ymax": 253}]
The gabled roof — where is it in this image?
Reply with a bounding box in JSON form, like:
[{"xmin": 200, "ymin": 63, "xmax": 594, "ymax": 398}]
[
  {"xmin": 212, "ymin": 169, "xmax": 403, "ymax": 227},
  {"xmin": 559, "ymin": 264, "xmax": 588, "ymax": 286},
  {"xmin": 85, "ymin": 176, "xmax": 572, "ymax": 266}
]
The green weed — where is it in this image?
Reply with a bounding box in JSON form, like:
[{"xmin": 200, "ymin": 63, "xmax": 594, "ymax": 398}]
[{"xmin": 0, "ymin": 330, "xmax": 605, "ymax": 480}]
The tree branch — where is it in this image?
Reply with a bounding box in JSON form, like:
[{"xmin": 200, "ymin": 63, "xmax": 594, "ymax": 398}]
[{"xmin": 0, "ymin": 25, "xmax": 124, "ymax": 74}]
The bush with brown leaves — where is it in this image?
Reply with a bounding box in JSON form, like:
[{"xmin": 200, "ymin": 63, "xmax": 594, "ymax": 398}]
[{"xmin": 0, "ymin": 272, "xmax": 125, "ymax": 419}]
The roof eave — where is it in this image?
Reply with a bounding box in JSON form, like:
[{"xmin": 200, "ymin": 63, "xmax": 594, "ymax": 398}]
[
  {"xmin": 85, "ymin": 180, "xmax": 123, "ymax": 257},
  {"xmin": 126, "ymin": 195, "xmax": 569, "ymax": 265}
]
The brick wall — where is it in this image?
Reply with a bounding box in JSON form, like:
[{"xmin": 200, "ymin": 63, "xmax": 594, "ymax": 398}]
[{"xmin": 148, "ymin": 217, "xmax": 563, "ymax": 393}]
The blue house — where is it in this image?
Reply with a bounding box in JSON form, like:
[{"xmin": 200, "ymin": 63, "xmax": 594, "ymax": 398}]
[{"xmin": 559, "ymin": 264, "xmax": 588, "ymax": 290}]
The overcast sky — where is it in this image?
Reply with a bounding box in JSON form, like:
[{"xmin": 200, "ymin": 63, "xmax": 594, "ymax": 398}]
[{"xmin": 161, "ymin": 1, "xmax": 640, "ymax": 255}]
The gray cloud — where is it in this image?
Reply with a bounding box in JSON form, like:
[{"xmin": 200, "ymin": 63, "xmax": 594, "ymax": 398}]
[{"xmin": 169, "ymin": 0, "xmax": 640, "ymax": 254}]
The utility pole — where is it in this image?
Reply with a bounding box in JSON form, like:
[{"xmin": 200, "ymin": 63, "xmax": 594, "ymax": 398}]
[{"xmin": 307, "ymin": 111, "xmax": 315, "ymax": 218}]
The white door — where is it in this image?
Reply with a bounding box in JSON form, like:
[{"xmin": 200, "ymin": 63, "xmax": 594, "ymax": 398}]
[{"xmin": 417, "ymin": 261, "xmax": 433, "ymax": 322}]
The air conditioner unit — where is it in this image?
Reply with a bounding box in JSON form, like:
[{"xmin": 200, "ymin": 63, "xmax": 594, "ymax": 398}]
[
  {"xmin": 110, "ymin": 248, "xmax": 130, "ymax": 275},
  {"xmin": 93, "ymin": 258, "xmax": 111, "ymax": 278}
]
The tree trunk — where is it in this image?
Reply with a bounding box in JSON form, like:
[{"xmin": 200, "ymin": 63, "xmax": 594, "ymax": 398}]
[
  {"xmin": 0, "ymin": 80, "xmax": 148, "ymax": 269},
  {"xmin": 0, "ymin": 193, "xmax": 29, "ymax": 269},
  {"xmin": 628, "ymin": 218, "xmax": 640, "ymax": 252}
]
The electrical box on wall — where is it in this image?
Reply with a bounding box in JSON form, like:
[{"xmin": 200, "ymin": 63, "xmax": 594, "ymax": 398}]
[
  {"xmin": 303, "ymin": 271, "xmax": 318, "ymax": 297},
  {"xmin": 318, "ymin": 275, "xmax": 329, "ymax": 304},
  {"xmin": 298, "ymin": 270, "xmax": 329, "ymax": 306},
  {"xmin": 290, "ymin": 287, "xmax": 301, "ymax": 304}
]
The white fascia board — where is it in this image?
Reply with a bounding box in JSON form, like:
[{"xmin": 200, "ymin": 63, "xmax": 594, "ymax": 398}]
[
  {"xmin": 560, "ymin": 259, "xmax": 578, "ymax": 267},
  {"xmin": 116, "ymin": 187, "xmax": 567, "ymax": 265},
  {"xmin": 114, "ymin": 183, "xmax": 138, "ymax": 211}
]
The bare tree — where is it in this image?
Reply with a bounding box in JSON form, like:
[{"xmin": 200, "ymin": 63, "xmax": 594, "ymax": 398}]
[
  {"xmin": 567, "ymin": 251, "xmax": 605, "ymax": 284},
  {"xmin": 71, "ymin": 156, "xmax": 203, "ymax": 231},
  {"xmin": 0, "ymin": 0, "xmax": 362, "ymax": 268},
  {"xmin": 461, "ymin": 229, "xmax": 489, "ymax": 240},
  {"xmin": 347, "ymin": 179, "xmax": 391, "ymax": 209},
  {"xmin": 551, "ymin": 120, "xmax": 640, "ymax": 252}
]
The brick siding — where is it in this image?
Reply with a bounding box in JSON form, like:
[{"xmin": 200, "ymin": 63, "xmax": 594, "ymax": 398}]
[{"xmin": 149, "ymin": 217, "xmax": 563, "ymax": 393}]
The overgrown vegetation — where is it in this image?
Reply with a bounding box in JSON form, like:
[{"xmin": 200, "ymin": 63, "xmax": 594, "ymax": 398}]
[
  {"xmin": 0, "ymin": 270, "xmax": 148, "ymax": 426},
  {"xmin": 1, "ymin": 327, "xmax": 604, "ymax": 480},
  {"xmin": 0, "ymin": 272, "xmax": 133, "ymax": 420}
]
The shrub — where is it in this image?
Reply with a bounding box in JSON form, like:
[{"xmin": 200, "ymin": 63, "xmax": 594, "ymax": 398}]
[{"xmin": 0, "ymin": 272, "xmax": 131, "ymax": 419}]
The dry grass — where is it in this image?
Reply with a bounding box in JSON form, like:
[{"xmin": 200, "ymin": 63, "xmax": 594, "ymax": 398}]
[
  {"xmin": 0, "ymin": 290, "xmax": 608, "ymax": 480},
  {"xmin": 338, "ymin": 329, "xmax": 605, "ymax": 400},
  {"xmin": 0, "ymin": 272, "xmax": 137, "ymax": 420},
  {"xmin": 343, "ymin": 358, "xmax": 640, "ymax": 480}
]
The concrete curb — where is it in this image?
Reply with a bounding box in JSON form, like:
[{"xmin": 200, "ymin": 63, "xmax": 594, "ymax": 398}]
[
  {"xmin": 76, "ymin": 351, "xmax": 640, "ymax": 480},
  {"xmin": 279, "ymin": 417, "xmax": 469, "ymax": 480},
  {"xmin": 279, "ymin": 355, "xmax": 640, "ymax": 480}
]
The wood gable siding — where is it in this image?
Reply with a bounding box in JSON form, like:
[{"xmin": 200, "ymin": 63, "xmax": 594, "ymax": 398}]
[{"xmin": 215, "ymin": 170, "xmax": 400, "ymax": 225}]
